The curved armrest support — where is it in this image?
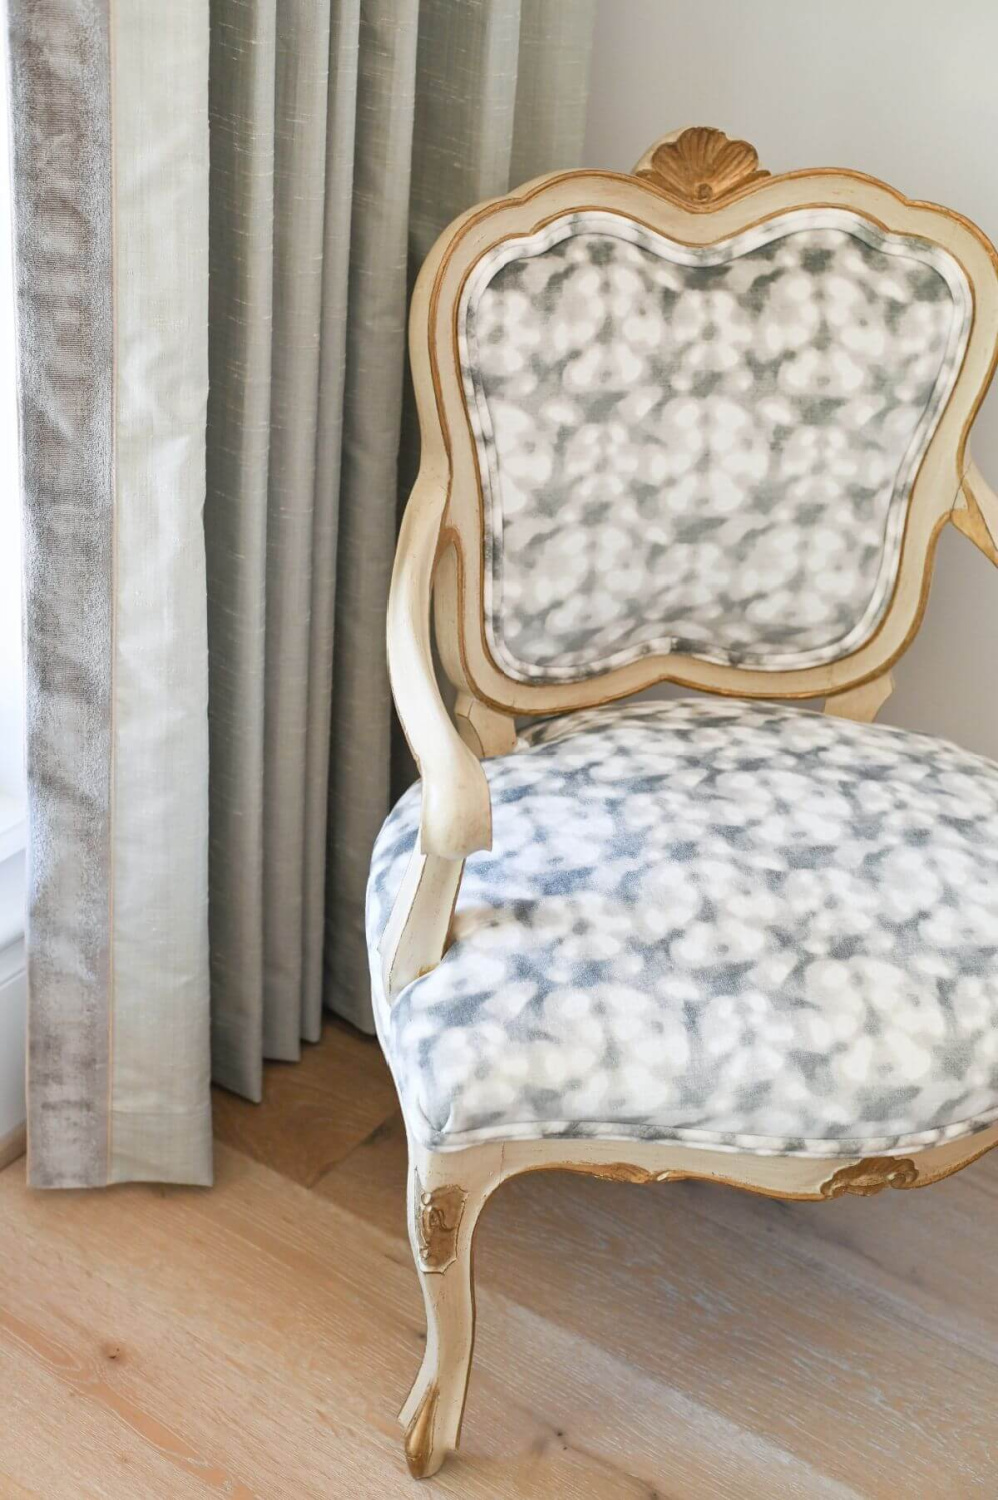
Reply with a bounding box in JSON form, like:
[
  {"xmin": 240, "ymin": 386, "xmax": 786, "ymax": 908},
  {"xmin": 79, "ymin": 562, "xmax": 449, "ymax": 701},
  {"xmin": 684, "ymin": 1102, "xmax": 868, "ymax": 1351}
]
[
  {"xmin": 953, "ymin": 459, "xmax": 998, "ymax": 566},
  {"xmin": 388, "ymin": 471, "xmax": 492, "ymax": 860},
  {"xmin": 380, "ymin": 471, "xmax": 492, "ymax": 1003}
]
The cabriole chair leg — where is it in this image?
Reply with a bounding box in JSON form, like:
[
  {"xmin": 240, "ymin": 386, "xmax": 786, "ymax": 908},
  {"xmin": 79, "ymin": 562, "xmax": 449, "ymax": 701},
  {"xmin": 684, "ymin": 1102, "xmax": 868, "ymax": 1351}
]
[{"xmin": 399, "ymin": 1151, "xmax": 497, "ymax": 1478}]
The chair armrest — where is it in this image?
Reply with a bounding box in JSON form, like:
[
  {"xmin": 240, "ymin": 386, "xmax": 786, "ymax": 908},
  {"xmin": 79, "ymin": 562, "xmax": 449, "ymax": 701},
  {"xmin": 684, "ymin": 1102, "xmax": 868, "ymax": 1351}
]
[
  {"xmin": 379, "ymin": 472, "xmax": 492, "ymax": 1003},
  {"xmin": 388, "ymin": 472, "xmax": 492, "ymax": 861}
]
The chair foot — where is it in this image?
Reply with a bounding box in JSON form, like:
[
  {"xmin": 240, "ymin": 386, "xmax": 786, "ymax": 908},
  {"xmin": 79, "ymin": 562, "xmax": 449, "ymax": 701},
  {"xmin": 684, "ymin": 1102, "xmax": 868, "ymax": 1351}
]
[
  {"xmin": 400, "ymin": 1367, "xmax": 446, "ymax": 1479},
  {"xmin": 399, "ymin": 1150, "xmax": 498, "ymax": 1478}
]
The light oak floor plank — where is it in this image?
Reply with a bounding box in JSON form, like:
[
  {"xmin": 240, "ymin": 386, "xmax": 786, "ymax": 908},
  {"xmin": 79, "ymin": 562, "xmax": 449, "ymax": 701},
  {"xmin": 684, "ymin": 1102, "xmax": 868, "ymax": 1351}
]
[
  {"xmin": 4, "ymin": 1026, "xmax": 998, "ymax": 1496},
  {"xmin": 211, "ymin": 1018, "xmax": 398, "ymax": 1187},
  {"xmin": 0, "ymin": 1148, "xmax": 770, "ymax": 1498}
]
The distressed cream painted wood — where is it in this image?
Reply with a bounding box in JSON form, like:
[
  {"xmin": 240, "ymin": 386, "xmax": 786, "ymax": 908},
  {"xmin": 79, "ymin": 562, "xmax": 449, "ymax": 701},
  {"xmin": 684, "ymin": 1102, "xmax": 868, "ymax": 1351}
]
[
  {"xmin": 953, "ymin": 456, "xmax": 998, "ymax": 564},
  {"xmin": 400, "ymin": 1144, "xmax": 501, "ymax": 1478},
  {"xmin": 398, "ymin": 1121, "xmax": 998, "ymax": 1477},
  {"xmin": 387, "ymin": 470, "xmax": 492, "ymax": 862},
  {"xmin": 379, "ymin": 837, "xmax": 464, "ymax": 1001},
  {"xmin": 380, "ymin": 127, "xmax": 998, "ymax": 1477},
  {"xmin": 434, "ymin": 546, "xmax": 519, "ymax": 760},
  {"xmin": 453, "ymin": 693, "xmax": 518, "ymax": 759},
  {"xmin": 381, "ymin": 479, "xmax": 491, "ymax": 998},
  {"xmin": 823, "ymin": 671, "xmax": 895, "ymax": 722}
]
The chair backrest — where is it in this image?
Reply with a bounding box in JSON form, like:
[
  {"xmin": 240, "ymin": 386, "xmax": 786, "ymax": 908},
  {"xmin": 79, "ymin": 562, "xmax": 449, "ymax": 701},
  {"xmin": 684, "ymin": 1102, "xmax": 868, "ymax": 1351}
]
[{"xmin": 412, "ymin": 128, "xmax": 998, "ymax": 717}]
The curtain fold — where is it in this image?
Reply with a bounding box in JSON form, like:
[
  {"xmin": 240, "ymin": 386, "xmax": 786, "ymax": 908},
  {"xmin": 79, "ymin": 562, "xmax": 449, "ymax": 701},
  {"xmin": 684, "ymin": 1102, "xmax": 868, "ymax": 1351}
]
[
  {"xmin": 209, "ymin": 0, "xmax": 596, "ymax": 1072},
  {"xmin": 322, "ymin": 0, "xmax": 423, "ymax": 1035},
  {"xmin": 204, "ymin": 0, "xmax": 276, "ymax": 1101},
  {"xmin": 9, "ymin": 0, "xmax": 595, "ymax": 1183}
]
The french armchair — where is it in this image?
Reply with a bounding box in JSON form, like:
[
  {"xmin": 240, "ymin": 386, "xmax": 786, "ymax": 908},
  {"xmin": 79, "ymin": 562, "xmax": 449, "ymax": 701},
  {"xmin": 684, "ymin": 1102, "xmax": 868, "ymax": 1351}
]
[{"xmin": 365, "ymin": 127, "xmax": 998, "ymax": 1479}]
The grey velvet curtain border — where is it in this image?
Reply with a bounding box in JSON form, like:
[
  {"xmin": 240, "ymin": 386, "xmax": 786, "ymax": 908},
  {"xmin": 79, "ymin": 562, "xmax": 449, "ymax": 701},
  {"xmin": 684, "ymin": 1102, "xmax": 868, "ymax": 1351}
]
[{"xmin": 8, "ymin": 0, "xmax": 114, "ymax": 1187}]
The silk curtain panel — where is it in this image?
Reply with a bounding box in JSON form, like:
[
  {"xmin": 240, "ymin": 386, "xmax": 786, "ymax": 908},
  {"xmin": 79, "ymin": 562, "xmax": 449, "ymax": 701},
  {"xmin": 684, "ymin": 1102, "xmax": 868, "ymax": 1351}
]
[
  {"xmin": 8, "ymin": 0, "xmax": 595, "ymax": 1186},
  {"xmin": 207, "ymin": 0, "xmax": 597, "ymax": 1100},
  {"xmin": 8, "ymin": 0, "xmax": 213, "ymax": 1188}
]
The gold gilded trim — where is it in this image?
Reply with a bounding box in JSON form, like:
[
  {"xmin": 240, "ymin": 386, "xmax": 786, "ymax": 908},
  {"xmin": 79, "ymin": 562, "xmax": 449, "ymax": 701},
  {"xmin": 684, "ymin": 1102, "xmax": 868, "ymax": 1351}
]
[
  {"xmin": 555, "ymin": 1160, "xmax": 667, "ymax": 1185},
  {"xmin": 514, "ymin": 1124, "xmax": 998, "ymax": 1202},
  {"xmin": 820, "ymin": 1156, "xmax": 919, "ymax": 1199},
  {"xmin": 415, "ymin": 1176, "xmax": 467, "ymax": 1273},
  {"xmin": 954, "ymin": 465, "xmax": 998, "ymax": 565},
  {"xmin": 952, "ymin": 492, "xmax": 998, "ymax": 562},
  {"xmin": 637, "ymin": 126, "xmax": 769, "ymax": 207},
  {"xmin": 403, "ymin": 1383, "xmax": 439, "ymax": 1479}
]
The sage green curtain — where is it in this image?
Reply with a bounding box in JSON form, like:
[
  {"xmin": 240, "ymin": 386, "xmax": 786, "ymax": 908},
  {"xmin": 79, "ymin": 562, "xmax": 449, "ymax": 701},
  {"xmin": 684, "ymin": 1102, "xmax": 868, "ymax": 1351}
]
[{"xmin": 207, "ymin": 0, "xmax": 597, "ymax": 1099}]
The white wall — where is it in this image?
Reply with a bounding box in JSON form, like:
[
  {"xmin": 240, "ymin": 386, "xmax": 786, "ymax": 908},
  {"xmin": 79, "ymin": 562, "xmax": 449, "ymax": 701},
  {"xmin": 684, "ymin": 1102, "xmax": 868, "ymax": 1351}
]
[{"xmin": 585, "ymin": 0, "xmax": 998, "ymax": 758}]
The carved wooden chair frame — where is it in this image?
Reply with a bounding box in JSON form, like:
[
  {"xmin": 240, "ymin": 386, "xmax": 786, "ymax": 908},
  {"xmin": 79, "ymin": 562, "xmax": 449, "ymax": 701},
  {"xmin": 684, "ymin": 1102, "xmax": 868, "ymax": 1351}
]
[{"xmin": 380, "ymin": 128, "xmax": 998, "ymax": 1478}]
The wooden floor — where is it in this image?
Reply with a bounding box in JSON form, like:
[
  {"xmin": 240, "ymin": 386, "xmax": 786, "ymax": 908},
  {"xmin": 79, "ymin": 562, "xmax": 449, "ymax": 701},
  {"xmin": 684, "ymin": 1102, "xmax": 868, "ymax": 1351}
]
[{"xmin": 3, "ymin": 1022, "xmax": 997, "ymax": 1497}]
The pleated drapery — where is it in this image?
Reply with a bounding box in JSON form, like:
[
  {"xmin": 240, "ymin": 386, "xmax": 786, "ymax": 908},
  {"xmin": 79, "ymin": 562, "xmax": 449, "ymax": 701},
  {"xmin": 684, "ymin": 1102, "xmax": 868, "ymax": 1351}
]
[
  {"xmin": 206, "ymin": 0, "xmax": 597, "ymax": 1102},
  {"xmin": 8, "ymin": 0, "xmax": 594, "ymax": 1184}
]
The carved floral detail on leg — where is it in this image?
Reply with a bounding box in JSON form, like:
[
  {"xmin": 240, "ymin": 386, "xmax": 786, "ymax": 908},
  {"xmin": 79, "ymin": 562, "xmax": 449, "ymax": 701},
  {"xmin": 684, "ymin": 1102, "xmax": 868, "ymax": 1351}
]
[
  {"xmin": 820, "ymin": 1156, "xmax": 919, "ymax": 1199},
  {"xmin": 414, "ymin": 1176, "xmax": 467, "ymax": 1273}
]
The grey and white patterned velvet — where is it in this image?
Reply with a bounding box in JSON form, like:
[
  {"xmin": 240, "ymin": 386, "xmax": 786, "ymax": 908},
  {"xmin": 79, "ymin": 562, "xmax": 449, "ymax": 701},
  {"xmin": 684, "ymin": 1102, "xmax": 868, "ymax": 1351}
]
[
  {"xmin": 459, "ymin": 210, "xmax": 971, "ymax": 682},
  {"xmin": 367, "ymin": 700, "xmax": 998, "ymax": 1157}
]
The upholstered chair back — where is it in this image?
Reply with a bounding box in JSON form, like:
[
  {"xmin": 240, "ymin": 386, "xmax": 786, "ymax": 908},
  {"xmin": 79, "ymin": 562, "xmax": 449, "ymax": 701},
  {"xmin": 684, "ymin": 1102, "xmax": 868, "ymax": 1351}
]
[
  {"xmin": 416, "ymin": 130, "xmax": 998, "ymax": 719},
  {"xmin": 461, "ymin": 209, "xmax": 969, "ymax": 681}
]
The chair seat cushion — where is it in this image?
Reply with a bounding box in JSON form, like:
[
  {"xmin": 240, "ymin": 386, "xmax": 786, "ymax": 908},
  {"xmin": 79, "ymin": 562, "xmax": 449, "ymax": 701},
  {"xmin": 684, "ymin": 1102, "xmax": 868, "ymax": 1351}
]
[{"xmin": 366, "ymin": 699, "xmax": 998, "ymax": 1157}]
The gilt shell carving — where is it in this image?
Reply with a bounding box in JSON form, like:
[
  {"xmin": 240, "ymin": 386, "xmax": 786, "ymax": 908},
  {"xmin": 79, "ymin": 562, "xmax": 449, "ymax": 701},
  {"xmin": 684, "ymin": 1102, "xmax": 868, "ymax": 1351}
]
[
  {"xmin": 414, "ymin": 1177, "xmax": 467, "ymax": 1272},
  {"xmin": 638, "ymin": 126, "xmax": 769, "ymax": 207},
  {"xmin": 820, "ymin": 1156, "xmax": 919, "ymax": 1199}
]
